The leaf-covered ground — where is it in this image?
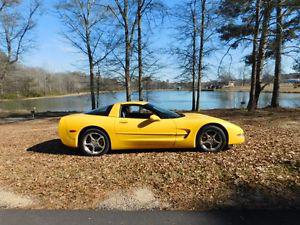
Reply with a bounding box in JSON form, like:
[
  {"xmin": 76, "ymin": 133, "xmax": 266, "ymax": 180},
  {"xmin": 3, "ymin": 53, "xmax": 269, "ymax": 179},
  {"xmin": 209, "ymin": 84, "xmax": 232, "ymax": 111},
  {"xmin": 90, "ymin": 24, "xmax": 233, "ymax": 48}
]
[{"xmin": 0, "ymin": 109, "xmax": 299, "ymax": 210}]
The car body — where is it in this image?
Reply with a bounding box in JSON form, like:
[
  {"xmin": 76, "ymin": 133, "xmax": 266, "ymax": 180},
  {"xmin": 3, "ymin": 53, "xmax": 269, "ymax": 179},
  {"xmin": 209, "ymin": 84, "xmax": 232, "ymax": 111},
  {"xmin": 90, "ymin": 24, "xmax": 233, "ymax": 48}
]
[{"xmin": 58, "ymin": 101, "xmax": 245, "ymax": 155}]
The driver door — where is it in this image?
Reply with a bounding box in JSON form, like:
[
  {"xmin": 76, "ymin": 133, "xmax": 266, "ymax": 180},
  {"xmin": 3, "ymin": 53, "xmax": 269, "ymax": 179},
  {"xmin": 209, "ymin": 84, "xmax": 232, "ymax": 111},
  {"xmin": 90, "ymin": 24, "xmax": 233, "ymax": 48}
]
[{"xmin": 115, "ymin": 104, "xmax": 177, "ymax": 149}]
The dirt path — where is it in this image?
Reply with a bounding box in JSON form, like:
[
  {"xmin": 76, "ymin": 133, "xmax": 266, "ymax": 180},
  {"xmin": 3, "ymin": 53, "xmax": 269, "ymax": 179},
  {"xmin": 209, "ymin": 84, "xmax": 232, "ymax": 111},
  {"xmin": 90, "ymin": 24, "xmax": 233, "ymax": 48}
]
[{"xmin": 0, "ymin": 109, "xmax": 299, "ymax": 210}]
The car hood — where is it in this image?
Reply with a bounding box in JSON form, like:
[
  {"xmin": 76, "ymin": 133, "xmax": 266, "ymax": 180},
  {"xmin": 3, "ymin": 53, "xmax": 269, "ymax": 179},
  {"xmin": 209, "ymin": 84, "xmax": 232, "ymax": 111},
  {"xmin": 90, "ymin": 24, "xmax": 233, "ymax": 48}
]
[
  {"xmin": 182, "ymin": 112, "xmax": 221, "ymax": 121},
  {"xmin": 181, "ymin": 112, "xmax": 242, "ymax": 131}
]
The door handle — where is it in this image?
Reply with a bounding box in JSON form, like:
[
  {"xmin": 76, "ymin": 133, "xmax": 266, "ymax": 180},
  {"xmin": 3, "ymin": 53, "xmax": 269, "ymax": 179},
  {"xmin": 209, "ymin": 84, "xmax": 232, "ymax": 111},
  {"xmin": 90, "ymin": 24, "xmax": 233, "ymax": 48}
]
[{"xmin": 119, "ymin": 120, "xmax": 128, "ymax": 124}]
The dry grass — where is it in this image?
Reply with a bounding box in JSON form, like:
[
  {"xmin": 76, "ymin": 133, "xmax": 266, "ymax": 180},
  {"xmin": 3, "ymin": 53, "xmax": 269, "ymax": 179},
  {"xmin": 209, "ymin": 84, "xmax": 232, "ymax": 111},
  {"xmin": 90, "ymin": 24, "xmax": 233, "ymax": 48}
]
[{"xmin": 0, "ymin": 109, "xmax": 299, "ymax": 210}]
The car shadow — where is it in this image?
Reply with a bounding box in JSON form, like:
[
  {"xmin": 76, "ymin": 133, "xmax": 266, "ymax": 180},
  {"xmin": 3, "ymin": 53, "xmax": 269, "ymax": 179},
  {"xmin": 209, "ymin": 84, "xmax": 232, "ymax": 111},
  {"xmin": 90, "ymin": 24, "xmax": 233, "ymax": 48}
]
[
  {"xmin": 27, "ymin": 139, "xmax": 80, "ymax": 156},
  {"xmin": 27, "ymin": 139, "xmax": 199, "ymax": 156}
]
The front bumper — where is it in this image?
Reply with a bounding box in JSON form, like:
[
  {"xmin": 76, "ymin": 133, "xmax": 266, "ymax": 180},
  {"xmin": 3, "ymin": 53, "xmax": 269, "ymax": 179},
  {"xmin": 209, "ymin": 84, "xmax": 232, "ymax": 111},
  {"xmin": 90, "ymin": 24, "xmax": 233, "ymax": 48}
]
[{"xmin": 229, "ymin": 132, "xmax": 245, "ymax": 145}]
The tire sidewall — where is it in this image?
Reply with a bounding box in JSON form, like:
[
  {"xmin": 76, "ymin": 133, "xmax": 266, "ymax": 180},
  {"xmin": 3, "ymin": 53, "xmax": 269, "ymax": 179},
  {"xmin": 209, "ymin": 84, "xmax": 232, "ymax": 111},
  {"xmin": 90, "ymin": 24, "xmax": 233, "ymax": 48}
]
[
  {"xmin": 79, "ymin": 128, "xmax": 110, "ymax": 156},
  {"xmin": 197, "ymin": 125, "xmax": 227, "ymax": 152}
]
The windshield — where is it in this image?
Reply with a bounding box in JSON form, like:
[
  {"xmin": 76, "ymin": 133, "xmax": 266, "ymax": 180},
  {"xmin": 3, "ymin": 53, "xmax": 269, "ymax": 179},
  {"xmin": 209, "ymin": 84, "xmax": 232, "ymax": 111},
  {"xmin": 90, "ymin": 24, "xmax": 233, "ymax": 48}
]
[
  {"xmin": 85, "ymin": 105, "xmax": 113, "ymax": 116},
  {"xmin": 146, "ymin": 103, "xmax": 183, "ymax": 119}
]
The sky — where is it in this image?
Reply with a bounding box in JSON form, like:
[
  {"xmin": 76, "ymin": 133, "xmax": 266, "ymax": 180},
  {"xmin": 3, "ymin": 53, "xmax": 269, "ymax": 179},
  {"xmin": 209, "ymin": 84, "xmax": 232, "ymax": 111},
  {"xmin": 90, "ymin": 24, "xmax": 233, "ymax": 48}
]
[
  {"xmin": 21, "ymin": 0, "xmax": 297, "ymax": 82},
  {"xmin": 23, "ymin": 0, "xmax": 82, "ymax": 72}
]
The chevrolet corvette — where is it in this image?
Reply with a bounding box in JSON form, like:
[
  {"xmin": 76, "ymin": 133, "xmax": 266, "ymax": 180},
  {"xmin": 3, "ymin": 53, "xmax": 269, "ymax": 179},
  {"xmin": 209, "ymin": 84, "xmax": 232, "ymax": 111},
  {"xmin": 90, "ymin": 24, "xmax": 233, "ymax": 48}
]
[{"xmin": 58, "ymin": 102, "xmax": 245, "ymax": 156}]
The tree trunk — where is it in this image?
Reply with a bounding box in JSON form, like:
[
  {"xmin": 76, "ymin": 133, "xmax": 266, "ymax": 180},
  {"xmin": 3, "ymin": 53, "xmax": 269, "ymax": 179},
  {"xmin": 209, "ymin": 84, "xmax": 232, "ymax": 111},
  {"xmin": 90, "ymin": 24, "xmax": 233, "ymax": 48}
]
[
  {"xmin": 88, "ymin": 59, "xmax": 96, "ymax": 109},
  {"xmin": 191, "ymin": 0, "xmax": 197, "ymax": 111},
  {"xmin": 253, "ymin": 0, "xmax": 271, "ymax": 109},
  {"xmin": 96, "ymin": 70, "xmax": 100, "ymax": 108},
  {"xmin": 247, "ymin": 0, "xmax": 261, "ymax": 111},
  {"xmin": 0, "ymin": 80, "xmax": 3, "ymax": 96},
  {"xmin": 196, "ymin": 0, "xmax": 206, "ymax": 112},
  {"xmin": 125, "ymin": 29, "xmax": 132, "ymax": 101},
  {"xmin": 124, "ymin": 0, "xmax": 131, "ymax": 101},
  {"xmin": 85, "ymin": 19, "xmax": 96, "ymax": 109},
  {"xmin": 0, "ymin": 68, "xmax": 8, "ymax": 96},
  {"xmin": 271, "ymin": 0, "xmax": 282, "ymax": 108},
  {"xmin": 137, "ymin": 0, "xmax": 143, "ymax": 101}
]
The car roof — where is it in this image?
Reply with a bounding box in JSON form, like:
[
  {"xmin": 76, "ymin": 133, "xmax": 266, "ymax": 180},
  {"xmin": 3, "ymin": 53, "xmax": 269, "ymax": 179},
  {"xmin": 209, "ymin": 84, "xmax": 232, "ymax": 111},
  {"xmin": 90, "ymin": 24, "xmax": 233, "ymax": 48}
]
[{"xmin": 117, "ymin": 101, "xmax": 149, "ymax": 105}]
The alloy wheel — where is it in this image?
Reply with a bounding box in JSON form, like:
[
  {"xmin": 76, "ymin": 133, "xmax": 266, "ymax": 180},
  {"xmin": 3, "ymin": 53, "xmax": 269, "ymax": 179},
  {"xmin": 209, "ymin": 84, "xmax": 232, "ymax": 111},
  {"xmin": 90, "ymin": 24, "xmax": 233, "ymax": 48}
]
[
  {"xmin": 199, "ymin": 129, "xmax": 223, "ymax": 152},
  {"xmin": 83, "ymin": 132, "xmax": 106, "ymax": 155}
]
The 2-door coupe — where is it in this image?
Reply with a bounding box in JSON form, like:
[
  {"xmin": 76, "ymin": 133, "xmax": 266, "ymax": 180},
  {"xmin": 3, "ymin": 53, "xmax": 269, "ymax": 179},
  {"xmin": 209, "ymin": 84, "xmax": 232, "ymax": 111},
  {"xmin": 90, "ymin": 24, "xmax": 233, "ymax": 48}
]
[{"xmin": 58, "ymin": 102, "xmax": 245, "ymax": 156}]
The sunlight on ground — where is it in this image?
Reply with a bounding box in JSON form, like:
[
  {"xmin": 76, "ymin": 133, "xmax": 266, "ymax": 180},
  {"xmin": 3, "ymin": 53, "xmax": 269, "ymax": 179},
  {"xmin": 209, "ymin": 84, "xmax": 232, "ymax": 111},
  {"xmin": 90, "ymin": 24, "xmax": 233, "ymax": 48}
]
[
  {"xmin": 98, "ymin": 187, "xmax": 169, "ymax": 210},
  {"xmin": 0, "ymin": 189, "xmax": 33, "ymax": 208}
]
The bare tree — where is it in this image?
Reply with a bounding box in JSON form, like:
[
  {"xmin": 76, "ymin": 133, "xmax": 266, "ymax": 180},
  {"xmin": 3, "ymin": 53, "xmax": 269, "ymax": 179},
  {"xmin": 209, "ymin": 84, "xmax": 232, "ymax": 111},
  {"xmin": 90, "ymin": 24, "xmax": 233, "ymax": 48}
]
[
  {"xmin": 0, "ymin": 0, "xmax": 19, "ymax": 13},
  {"xmin": 173, "ymin": 0, "xmax": 215, "ymax": 111},
  {"xmin": 0, "ymin": 0, "xmax": 40, "ymax": 95},
  {"xmin": 191, "ymin": 0, "xmax": 197, "ymax": 111},
  {"xmin": 135, "ymin": 0, "xmax": 166, "ymax": 101},
  {"xmin": 195, "ymin": 0, "xmax": 206, "ymax": 111},
  {"xmin": 0, "ymin": 1, "xmax": 6, "ymax": 12},
  {"xmin": 137, "ymin": 0, "xmax": 143, "ymax": 101},
  {"xmin": 108, "ymin": 0, "xmax": 139, "ymax": 101},
  {"xmin": 172, "ymin": 0, "xmax": 199, "ymax": 110},
  {"xmin": 56, "ymin": 0, "xmax": 115, "ymax": 109}
]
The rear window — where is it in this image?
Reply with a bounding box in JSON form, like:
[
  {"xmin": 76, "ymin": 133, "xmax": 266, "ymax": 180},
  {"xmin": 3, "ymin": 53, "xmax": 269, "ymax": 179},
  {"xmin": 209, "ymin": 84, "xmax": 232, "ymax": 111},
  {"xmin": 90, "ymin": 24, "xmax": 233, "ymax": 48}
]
[{"xmin": 85, "ymin": 105, "xmax": 113, "ymax": 116}]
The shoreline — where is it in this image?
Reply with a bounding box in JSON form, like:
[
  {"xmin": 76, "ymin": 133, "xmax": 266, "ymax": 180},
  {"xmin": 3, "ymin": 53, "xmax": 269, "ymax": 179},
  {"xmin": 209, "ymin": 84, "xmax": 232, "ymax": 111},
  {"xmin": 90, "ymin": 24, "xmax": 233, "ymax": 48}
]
[
  {"xmin": 0, "ymin": 89, "xmax": 179, "ymax": 101},
  {"xmin": 1, "ymin": 107, "xmax": 299, "ymax": 122},
  {"xmin": 217, "ymin": 83, "xmax": 300, "ymax": 94},
  {"xmin": 216, "ymin": 89, "xmax": 300, "ymax": 94},
  {"xmin": 1, "ymin": 87, "xmax": 300, "ymax": 102},
  {"xmin": 0, "ymin": 91, "xmax": 89, "ymax": 102}
]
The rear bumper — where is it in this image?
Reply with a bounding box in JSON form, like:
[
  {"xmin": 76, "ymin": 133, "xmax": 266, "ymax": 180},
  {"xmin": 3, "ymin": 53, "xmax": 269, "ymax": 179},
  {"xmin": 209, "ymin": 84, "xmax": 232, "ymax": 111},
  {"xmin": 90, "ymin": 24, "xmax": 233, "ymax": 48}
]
[
  {"xmin": 58, "ymin": 118, "xmax": 77, "ymax": 148},
  {"xmin": 60, "ymin": 136, "xmax": 77, "ymax": 148}
]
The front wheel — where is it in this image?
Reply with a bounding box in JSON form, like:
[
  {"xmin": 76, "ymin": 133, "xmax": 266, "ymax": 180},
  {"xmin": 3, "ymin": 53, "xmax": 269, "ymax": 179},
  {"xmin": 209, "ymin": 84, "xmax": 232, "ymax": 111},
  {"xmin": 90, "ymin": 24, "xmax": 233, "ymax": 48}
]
[
  {"xmin": 79, "ymin": 128, "xmax": 110, "ymax": 156},
  {"xmin": 197, "ymin": 125, "xmax": 227, "ymax": 152}
]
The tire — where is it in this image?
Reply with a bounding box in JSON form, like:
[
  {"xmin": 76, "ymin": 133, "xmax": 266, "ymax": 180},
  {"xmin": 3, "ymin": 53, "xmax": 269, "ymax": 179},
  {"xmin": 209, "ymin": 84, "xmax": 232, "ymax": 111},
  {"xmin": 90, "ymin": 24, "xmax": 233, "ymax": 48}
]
[
  {"xmin": 196, "ymin": 125, "xmax": 227, "ymax": 152},
  {"xmin": 79, "ymin": 128, "xmax": 110, "ymax": 156}
]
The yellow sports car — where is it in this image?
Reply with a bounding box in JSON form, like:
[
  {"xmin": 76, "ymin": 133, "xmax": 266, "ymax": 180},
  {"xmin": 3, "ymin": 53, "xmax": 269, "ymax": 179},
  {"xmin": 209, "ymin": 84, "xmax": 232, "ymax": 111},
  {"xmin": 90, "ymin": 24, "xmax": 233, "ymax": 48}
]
[{"xmin": 58, "ymin": 101, "xmax": 245, "ymax": 156}]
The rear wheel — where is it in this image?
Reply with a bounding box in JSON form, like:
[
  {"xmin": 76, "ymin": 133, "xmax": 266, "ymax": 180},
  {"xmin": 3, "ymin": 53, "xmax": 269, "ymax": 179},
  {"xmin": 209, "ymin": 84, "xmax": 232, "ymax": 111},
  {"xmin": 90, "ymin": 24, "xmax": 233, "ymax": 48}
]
[
  {"xmin": 197, "ymin": 125, "xmax": 227, "ymax": 152},
  {"xmin": 79, "ymin": 128, "xmax": 110, "ymax": 156}
]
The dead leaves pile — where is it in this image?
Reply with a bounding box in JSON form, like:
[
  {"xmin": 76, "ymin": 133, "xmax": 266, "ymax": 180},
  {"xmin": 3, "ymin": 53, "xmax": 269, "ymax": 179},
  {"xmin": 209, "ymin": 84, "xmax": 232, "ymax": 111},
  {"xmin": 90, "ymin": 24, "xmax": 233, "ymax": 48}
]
[{"xmin": 0, "ymin": 109, "xmax": 299, "ymax": 210}]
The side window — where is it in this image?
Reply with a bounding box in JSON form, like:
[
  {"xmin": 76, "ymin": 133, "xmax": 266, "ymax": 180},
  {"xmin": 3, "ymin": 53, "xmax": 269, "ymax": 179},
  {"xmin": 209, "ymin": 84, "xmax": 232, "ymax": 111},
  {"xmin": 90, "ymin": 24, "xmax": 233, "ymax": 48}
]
[
  {"xmin": 85, "ymin": 105, "xmax": 113, "ymax": 116},
  {"xmin": 120, "ymin": 105, "xmax": 154, "ymax": 119}
]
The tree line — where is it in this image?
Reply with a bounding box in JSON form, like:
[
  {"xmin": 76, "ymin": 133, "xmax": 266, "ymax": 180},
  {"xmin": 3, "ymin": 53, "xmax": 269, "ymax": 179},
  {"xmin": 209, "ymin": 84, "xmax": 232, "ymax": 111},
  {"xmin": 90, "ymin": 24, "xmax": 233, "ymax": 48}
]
[
  {"xmin": 0, "ymin": 63, "xmax": 181, "ymax": 98},
  {"xmin": 0, "ymin": 0, "xmax": 299, "ymax": 111}
]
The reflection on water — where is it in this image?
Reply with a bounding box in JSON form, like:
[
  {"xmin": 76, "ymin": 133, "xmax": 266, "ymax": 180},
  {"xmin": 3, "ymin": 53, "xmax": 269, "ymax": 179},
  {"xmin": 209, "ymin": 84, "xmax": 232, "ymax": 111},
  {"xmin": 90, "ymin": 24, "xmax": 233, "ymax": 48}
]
[{"xmin": 0, "ymin": 91, "xmax": 299, "ymax": 112}]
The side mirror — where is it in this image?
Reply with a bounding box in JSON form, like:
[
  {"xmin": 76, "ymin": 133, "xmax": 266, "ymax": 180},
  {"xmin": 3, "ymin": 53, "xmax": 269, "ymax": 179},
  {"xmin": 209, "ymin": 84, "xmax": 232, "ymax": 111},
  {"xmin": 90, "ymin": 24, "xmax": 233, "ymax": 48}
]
[{"xmin": 149, "ymin": 114, "xmax": 161, "ymax": 122}]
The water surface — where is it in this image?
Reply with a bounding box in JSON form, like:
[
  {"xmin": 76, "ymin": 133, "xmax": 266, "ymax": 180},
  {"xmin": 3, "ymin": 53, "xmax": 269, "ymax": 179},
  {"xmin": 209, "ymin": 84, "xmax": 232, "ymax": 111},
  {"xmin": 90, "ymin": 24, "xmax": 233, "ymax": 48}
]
[{"xmin": 0, "ymin": 91, "xmax": 299, "ymax": 112}]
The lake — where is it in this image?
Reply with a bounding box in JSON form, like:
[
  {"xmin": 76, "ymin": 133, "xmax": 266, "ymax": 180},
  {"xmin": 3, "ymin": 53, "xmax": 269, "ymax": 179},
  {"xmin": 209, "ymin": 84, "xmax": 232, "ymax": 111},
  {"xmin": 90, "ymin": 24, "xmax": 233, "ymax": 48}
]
[{"xmin": 0, "ymin": 90, "xmax": 299, "ymax": 112}]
